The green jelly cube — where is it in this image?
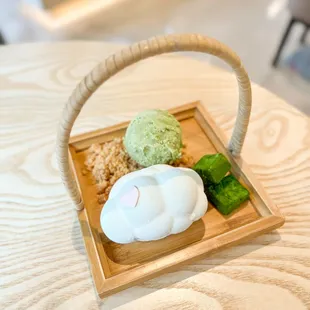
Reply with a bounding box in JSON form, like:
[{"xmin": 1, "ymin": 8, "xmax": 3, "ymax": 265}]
[
  {"xmin": 206, "ymin": 175, "xmax": 249, "ymax": 215},
  {"xmin": 193, "ymin": 153, "xmax": 231, "ymax": 184}
]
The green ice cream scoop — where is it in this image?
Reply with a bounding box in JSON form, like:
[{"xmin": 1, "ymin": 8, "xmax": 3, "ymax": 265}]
[{"xmin": 124, "ymin": 110, "xmax": 182, "ymax": 167}]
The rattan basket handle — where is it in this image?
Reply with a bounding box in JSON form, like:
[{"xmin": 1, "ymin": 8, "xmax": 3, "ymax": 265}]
[{"xmin": 56, "ymin": 34, "xmax": 252, "ymax": 210}]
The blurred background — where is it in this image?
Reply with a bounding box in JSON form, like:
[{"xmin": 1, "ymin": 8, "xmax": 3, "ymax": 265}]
[{"xmin": 1, "ymin": 0, "xmax": 310, "ymax": 114}]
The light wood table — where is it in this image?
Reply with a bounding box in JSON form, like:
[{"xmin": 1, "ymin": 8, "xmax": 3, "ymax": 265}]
[{"xmin": 1, "ymin": 42, "xmax": 310, "ymax": 310}]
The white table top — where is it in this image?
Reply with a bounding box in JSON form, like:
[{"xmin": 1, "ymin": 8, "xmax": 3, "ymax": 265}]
[{"xmin": 1, "ymin": 41, "xmax": 310, "ymax": 310}]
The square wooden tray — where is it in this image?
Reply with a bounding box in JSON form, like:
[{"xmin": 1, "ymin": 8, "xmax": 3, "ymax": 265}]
[{"xmin": 69, "ymin": 101, "xmax": 284, "ymax": 298}]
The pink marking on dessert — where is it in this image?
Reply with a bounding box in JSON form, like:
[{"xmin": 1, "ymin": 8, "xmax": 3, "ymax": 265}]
[{"xmin": 120, "ymin": 186, "xmax": 140, "ymax": 208}]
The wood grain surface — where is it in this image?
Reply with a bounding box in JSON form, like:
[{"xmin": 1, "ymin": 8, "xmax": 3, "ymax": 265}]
[{"xmin": 0, "ymin": 41, "xmax": 310, "ymax": 310}]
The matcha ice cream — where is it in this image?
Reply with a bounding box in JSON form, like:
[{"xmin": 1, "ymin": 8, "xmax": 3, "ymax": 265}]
[{"xmin": 124, "ymin": 110, "xmax": 182, "ymax": 167}]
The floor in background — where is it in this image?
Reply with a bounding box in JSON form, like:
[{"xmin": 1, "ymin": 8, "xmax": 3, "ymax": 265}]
[{"xmin": 1, "ymin": 0, "xmax": 310, "ymax": 114}]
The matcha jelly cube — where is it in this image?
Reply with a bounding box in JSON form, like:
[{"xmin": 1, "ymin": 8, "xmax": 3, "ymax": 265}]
[
  {"xmin": 193, "ymin": 153, "xmax": 231, "ymax": 184},
  {"xmin": 207, "ymin": 175, "xmax": 250, "ymax": 215}
]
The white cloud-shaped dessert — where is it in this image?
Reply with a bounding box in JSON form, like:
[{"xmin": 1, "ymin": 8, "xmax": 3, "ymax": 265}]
[{"xmin": 100, "ymin": 164, "xmax": 208, "ymax": 244}]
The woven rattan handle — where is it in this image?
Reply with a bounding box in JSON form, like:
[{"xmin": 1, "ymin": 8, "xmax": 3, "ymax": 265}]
[{"xmin": 56, "ymin": 34, "xmax": 252, "ymax": 210}]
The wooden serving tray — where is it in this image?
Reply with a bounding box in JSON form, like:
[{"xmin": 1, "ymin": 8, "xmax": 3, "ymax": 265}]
[{"xmin": 69, "ymin": 101, "xmax": 284, "ymax": 298}]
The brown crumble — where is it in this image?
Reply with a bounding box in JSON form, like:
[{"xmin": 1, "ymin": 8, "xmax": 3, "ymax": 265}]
[{"xmin": 84, "ymin": 138, "xmax": 195, "ymax": 204}]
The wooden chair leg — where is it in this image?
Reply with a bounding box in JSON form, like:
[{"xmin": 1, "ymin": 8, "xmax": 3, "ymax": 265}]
[
  {"xmin": 300, "ymin": 25, "xmax": 309, "ymax": 44},
  {"xmin": 272, "ymin": 18, "xmax": 295, "ymax": 67}
]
